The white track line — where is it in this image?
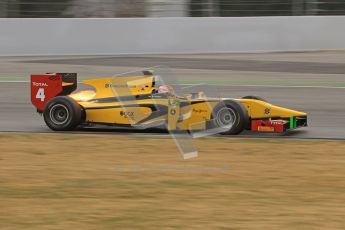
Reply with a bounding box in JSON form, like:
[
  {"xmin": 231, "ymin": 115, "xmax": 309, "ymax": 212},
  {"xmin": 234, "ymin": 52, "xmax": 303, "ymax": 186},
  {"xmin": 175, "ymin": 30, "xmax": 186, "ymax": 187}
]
[
  {"xmin": 178, "ymin": 83, "xmax": 345, "ymax": 89},
  {"xmin": 0, "ymin": 80, "xmax": 84, "ymax": 83},
  {"xmin": 1, "ymin": 80, "xmax": 345, "ymax": 89},
  {"xmin": 0, "ymin": 80, "xmax": 29, "ymax": 83}
]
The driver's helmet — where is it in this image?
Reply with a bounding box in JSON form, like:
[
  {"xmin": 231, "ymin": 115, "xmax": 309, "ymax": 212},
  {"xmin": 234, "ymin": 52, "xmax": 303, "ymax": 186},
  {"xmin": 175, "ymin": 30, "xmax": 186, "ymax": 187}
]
[{"xmin": 158, "ymin": 85, "xmax": 174, "ymax": 94}]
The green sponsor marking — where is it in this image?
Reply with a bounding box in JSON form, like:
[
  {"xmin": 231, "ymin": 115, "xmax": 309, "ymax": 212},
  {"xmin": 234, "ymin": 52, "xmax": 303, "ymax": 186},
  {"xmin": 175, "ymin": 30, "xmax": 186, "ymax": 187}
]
[
  {"xmin": 289, "ymin": 117, "xmax": 297, "ymax": 129},
  {"xmin": 290, "ymin": 117, "xmax": 294, "ymax": 129}
]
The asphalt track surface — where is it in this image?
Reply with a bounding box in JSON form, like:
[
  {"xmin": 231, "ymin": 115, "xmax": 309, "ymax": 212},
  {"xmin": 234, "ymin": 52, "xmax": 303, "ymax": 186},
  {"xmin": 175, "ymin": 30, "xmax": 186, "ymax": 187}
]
[{"xmin": 0, "ymin": 52, "xmax": 344, "ymax": 139}]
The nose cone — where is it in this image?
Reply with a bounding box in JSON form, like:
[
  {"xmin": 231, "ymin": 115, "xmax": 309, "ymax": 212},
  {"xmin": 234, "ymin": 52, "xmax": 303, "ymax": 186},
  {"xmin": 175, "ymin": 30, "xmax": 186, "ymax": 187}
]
[
  {"xmin": 238, "ymin": 99, "xmax": 307, "ymax": 119},
  {"xmin": 270, "ymin": 105, "xmax": 307, "ymax": 118}
]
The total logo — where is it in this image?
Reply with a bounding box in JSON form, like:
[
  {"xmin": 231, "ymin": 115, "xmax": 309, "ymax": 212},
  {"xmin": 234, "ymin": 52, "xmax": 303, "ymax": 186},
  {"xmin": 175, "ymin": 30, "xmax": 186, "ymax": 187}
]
[
  {"xmin": 270, "ymin": 120, "xmax": 285, "ymax": 125},
  {"xmin": 32, "ymin": 82, "xmax": 48, "ymax": 87}
]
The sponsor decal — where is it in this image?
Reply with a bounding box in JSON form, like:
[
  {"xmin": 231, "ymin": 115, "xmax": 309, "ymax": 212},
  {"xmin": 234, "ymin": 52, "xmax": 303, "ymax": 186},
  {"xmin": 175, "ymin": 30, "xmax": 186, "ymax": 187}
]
[
  {"xmin": 32, "ymin": 82, "xmax": 48, "ymax": 87},
  {"xmin": 168, "ymin": 97, "xmax": 180, "ymax": 106},
  {"xmin": 264, "ymin": 108, "xmax": 271, "ymax": 115},
  {"xmin": 105, "ymin": 83, "xmax": 135, "ymax": 89},
  {"xmin": 151, "ymin": 94, "xmax": 163, "ymax": 98},
  {"xmin": 170, "ymin": 109, "xmax": 176, "ymax": 115},
  {"xmin": 258, "ymin": 126, "xmax": 274, "ymax": 132},
  {"xmin": 193, "ymin": 109, "xmax": 207, "ymax": 113},
  {"xmin": 270, "ymin": 120, "xmax": 286, "ymax": 125},
  {"xmin": 120, "ymin": 111, "xmax": 134, "ymax": 118}
]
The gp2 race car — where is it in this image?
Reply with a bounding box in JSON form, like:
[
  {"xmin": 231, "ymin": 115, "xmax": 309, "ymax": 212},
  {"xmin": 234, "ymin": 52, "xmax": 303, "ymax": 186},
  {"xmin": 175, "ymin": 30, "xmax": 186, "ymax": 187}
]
[{"xmin": 30, "ymin": 71, "xmax": 307, "ymax": 135}]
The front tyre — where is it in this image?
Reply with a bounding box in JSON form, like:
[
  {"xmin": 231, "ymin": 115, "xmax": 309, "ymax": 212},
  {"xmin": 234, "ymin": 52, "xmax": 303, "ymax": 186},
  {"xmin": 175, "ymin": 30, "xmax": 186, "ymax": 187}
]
[
  {"xmin": 211, "ymin": 100, "xmax": 249, "ymax": 135},
  {"xmin": 43, "ymin": 96, "xmax": 82, "ymax": 131}
]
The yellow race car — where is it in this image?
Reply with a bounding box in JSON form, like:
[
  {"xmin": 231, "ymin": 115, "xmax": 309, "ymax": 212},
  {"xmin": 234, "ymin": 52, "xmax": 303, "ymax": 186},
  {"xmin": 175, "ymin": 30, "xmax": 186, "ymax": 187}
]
[{"xmin": 30, "ymin": 71, "xmax": 307, "ymax": 135}]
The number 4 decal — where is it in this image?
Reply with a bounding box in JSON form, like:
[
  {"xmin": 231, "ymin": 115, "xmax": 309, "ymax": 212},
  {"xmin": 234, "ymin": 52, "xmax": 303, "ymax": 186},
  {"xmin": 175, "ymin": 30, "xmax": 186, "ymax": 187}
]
[{"xmin": 36, "ymin": 88, "xmax": 46, "ymax": 102}]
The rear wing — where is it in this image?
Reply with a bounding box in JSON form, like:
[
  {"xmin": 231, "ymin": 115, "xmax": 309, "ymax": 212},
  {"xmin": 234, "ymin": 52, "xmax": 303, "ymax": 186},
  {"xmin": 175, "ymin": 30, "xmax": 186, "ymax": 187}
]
[{"xmin": 31, "ymin": 73, "xmax": 77, "ymax": 112}]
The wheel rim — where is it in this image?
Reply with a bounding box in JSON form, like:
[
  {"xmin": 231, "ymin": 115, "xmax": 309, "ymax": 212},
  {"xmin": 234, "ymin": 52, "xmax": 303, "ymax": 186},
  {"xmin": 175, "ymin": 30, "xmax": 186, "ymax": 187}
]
[
  {"xmin": 49, "ymin": 104, "xmax": 69, "ymax": 125},
  {"xmin": 216, "ymin": 107, "xmax": 236, "ymax": 128}
]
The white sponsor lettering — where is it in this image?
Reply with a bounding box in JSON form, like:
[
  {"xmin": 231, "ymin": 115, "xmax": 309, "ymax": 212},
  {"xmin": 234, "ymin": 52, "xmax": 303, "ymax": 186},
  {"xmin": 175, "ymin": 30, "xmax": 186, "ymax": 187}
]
[
  {"xmin": 36, "ymin": 88, "xmax": 46, "ymax": 102},
  {"xmin": 32, "ymin": 82, "xmax": 48, "ymax": 87}
]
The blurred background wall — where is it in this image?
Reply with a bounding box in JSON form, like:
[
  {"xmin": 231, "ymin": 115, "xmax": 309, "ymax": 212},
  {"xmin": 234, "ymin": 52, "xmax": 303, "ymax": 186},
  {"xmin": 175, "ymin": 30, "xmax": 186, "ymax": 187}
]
[
  {"xmin": 1, "ymin": 0, "xmax": 345, "ymax": 18},
  {"xmin": 1, "ymin": 1, "xmax": 345, "ymax": 55},
  {"xmin": 1, "ymin": 16, "xmax": 345, "ymax": 56}
]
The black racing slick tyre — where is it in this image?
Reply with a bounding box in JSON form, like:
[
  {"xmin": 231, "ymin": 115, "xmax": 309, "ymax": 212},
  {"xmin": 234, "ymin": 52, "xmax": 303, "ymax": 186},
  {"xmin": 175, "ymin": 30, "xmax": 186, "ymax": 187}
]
[
  {"xmin": 211, "ymin": 100, "xmax": 249, "ymax": 135},
  {"xmin": 241, "ymin": 95, "xmax": 266, "ymax": 102},
  {"xmin": 43, "ymin": 96, "xmax": 82, "ymax": 131}
]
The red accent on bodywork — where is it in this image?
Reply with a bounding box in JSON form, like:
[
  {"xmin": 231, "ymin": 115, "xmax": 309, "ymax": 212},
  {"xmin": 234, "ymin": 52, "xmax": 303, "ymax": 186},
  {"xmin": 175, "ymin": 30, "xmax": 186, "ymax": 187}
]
[
  {"xmin": 251, "ymin": 119, "xmax": 288, "ymax": 133},
  {"xmin": 31, "ymin": 74, "xmax": 63, "ymax": 111}
]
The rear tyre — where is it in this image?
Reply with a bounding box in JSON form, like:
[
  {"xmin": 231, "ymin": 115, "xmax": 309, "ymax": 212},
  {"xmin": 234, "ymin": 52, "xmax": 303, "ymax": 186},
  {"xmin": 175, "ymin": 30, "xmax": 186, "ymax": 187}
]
[
  {"xmin": 211, "ymin": 100, "xmax": 249, "ymax": 135},
  {"xmin": 43, "ymin": 96, "xmax": 82, "ymax": 131},
  {"xmin": 242, "ymin": 95, "xmax": 266, "ymax": 102}
]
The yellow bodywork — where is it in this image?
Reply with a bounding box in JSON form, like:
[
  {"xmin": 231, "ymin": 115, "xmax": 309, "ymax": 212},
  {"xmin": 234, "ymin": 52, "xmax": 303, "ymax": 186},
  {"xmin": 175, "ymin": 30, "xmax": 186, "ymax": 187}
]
[
  {"xmin": 239, "ymin": 99, "xmax": 306, "ymax": 119},
  {"xmin": 68, "ymin": 76, "xmax": 307, "ymax": 131}
]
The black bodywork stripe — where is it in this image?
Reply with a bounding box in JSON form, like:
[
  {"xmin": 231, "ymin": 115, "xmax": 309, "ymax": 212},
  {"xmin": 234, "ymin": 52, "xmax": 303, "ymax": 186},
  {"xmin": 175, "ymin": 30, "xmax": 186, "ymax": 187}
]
[
  {"xmin": 84, "ymin": 100, "xmax": 205, "ymax": 110},
  {"xmin": 89, "ymin": 93, "xmax": 171, "ymax": 103},
  {"xmin": 84, "ymin": 101, "xmax": 206, "ymax": 125},
  {"xmin": 85, "ymin": 104, "xmax": 141, "ymax": 110},
  {"xmin": 137, "ymin": 105, "xmax": 168, "ymax": 123},
  {"xmin": 85, "ymin": 104, "xmax": 168, "ymax": 124}
]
